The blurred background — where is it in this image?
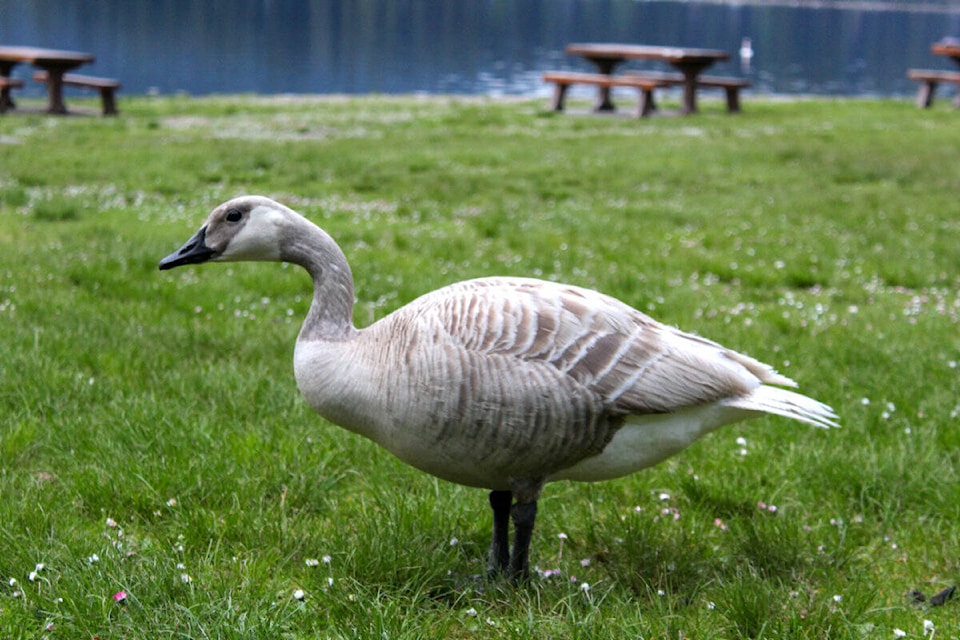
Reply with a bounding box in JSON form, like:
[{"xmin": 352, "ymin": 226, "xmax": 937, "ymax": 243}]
[{"xmin": 3, "ymin": 0, "xmax": 960, "ymax": 98}]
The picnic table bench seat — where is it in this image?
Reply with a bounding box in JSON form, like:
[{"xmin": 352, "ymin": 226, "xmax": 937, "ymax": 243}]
[
  {"xmin": 543, "ymin": 71, "xmax": 668, "ymax": 117},
  {"xmin": 907, "ymin": 69, "xmax": 960, "ymax": 108},
  {"xmin": 542, "ymin": 71, "xmax": 671, "ymax": 117},
  {"xmin": 0, "ymin": 76, "xmax": 24, "ymax": 113},
  {"xmin": 623, "ymin": 71, "xmax": 750, "ymax": 113},
  {"xmin": 33, "ymin": 71, "xmax": 121, "ymax": 115}
]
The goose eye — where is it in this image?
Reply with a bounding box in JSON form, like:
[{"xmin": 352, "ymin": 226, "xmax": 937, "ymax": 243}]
[{"xmin": 225, "ymin": 209, "xmax": 243, "ymax": 223}]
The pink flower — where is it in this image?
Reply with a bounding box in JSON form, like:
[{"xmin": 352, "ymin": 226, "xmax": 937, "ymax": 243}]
[{"xmin": 113, "ymin": 591, "xmax": 127, "ymax": 603}]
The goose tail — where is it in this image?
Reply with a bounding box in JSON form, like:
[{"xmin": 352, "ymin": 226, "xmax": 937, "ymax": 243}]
[{"xmin": 727, "ymin": 385, "xmax": 839, "ymax": 430}]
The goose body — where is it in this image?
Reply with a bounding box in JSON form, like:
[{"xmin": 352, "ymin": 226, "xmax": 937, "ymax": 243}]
[{"xmin": 160, "ymin": 196, "xmax": 838, "ymax": 580}]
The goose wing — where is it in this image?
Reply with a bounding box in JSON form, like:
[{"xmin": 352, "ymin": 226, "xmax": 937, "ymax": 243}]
[{"xmin": 421, "ymin": 277, "xmax": 777, "ymax": 416}]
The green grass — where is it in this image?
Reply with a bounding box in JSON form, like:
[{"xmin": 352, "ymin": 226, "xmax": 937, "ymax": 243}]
[{"xmin": 1, "ymin": 92, "xmax": 959, "ymax": 638}]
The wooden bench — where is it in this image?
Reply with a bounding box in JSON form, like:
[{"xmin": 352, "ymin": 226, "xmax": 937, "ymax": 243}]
[
  {"xmin": 0, "ymin": 76, "xmax": 25, "ymax": 113},
  {"xmin": 542, "ymin": 71, "xmax": 670, "ymax": 117},
  {"xmin": 907, "ymin": 69, "xmax": 960, "ymax": 108},
  {"xmin": 33, "ymin": 71, "xmax": 121, "ymax": 115},
  {"xmin": 624, "ymin": 71, "xmax": 750, "ymax": 113}
]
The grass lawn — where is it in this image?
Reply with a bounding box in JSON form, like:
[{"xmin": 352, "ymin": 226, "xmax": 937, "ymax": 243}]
[{"xmin": 1, "ymin": 92, "xmax": 958, "ymax": 638}]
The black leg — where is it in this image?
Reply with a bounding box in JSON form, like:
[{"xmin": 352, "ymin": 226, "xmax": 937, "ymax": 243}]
[
  {"xmin": 488, "ymin": 490, "xmax": 512, "ymax": 576},
  {"xmin": 508, "ymin": 500, "xmax": 538, "ymax": 582}
]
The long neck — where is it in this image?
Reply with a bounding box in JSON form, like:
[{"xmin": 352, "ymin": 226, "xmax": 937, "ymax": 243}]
[{"xmin": 279, "ymin": 216, "xmax": 357, "ymax": 341}]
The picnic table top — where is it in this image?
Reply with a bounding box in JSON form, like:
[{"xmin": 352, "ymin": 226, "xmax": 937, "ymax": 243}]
[
  {"xmin": 932, "ymin": 42, "xmax": 960, "ymax": 59},
  {"xmin": 0, "ymin": 45, "xmax": 95, "ymax": 66},
  {"xmin": 565, "ymin": 43, "xmax": 729, "ymax": 65}
]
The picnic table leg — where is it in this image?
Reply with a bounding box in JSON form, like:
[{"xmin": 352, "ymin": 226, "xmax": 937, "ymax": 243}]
[
  {"xmin": 678, "ymin": 68, "xmax": 702, "ymax": 114},
  {"xmin": 44, "ymin": 68, "xmax": 69, "ymax": 114},
  {"xmin": 588, "ymin": 59, "xmax": 620, "ymax": 112},
  {"xmin": 681, "ymin": 72, "xmax": 697, "ymax": 114},
  {"xmin": 917, "ymin": 81, "xmax": 937, "ymax": 108},
  {"xmin": 550, "ymin": 82, "xmax": 570, "ymax": 111},
  {"xmin": 674, "ymin": 61, "xmax": 714, "ymax": 115},
  {"xmin": 0, "ymin": 61, "xmax": 17, "ymax": 111}
]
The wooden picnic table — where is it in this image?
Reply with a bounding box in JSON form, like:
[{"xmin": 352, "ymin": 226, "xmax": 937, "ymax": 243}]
[
  {"xmin": 932, "ymin": 42, "xmax": 960, "ymax": 68},
  {"xmin": 565, "ymin": 43, "xmax": 730, "ymax": 114},
  {"xmin": 0, "ymin": 45, "xmax": 95, "ymax": 114}
]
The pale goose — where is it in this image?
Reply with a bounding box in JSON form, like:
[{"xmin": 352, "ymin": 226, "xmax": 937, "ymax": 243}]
[{"xmin": 159, "ymin": 195, "xmax": 838, "ymax": 581}]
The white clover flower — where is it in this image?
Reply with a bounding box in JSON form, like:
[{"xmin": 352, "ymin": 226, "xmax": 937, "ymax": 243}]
[
  {"xmin": 322, "ymin": 555, "xmax": 332, "ymax": 564},
  {"xmin": 305, "ymin": 558, "xmax": 320, "ymax": 567},
  {"xmin": 28, "ymin": 572, "xmax": 38, "ymax": 582},
  {"xmin": 293, "ymin": 589, "xmax": 305, "ymax": 601},
  {"xmin": 87, "ymin": 553, "xmax": 99, "ymax": 564},
  {"xmin": 449, "ymin": 537, "xmax": 459, "ymax": 546},
  {"xmin": 924, "ymin": 619, "xmax": 935, "ymax": 634},
  {"xmin": 893, "ymin": 630, "xmax": 906, "ymax": 638},
  {"xmin": 832, "ymin": 594, "xmax": 842, "ymax": 603},
  {"xmin": 580, "ymin": 582, "xmax": 591, "ymax": 593},
  {"xmin": 180, "ymin": 573, "xmax": 192, "ymax": 584},
  {"xmin": 557, "ymin": 532, "xmax": 568, "ymax": 540},
  {"xmin": 106, "ymin": 517, "xmax": 117, "ymax": 527},
  {"xmin": 658, "ymin": 492, "xmax": 671, "ymax": 501},
  {"xmin": 464, "ymin": 607, "xmax": 478, "ymax": 617}
]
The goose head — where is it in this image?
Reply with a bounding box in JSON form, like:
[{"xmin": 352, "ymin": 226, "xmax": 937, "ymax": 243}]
[
  {"xmin": 159, "ymin": 195, "xmax": 357, "ymax": 340},
  {"xmin": 159, "ymin": 196, "xmax": 291, "ymax": 270}
]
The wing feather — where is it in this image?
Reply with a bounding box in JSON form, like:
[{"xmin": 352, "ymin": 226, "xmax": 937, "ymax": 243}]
[{"xmin": 422, "ymin": 277, "xmax": 772, "ymax": 416}]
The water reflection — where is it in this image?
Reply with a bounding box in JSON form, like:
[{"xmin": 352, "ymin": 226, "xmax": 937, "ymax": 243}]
[{"xmin": 2, "ymin": 0, "xmax": 960, "ymax": 97}]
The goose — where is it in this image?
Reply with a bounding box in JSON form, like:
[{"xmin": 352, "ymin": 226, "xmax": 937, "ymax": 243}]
[{"xmin": 159, "ymin": 195, "xmax": 838, "ymax": 581}]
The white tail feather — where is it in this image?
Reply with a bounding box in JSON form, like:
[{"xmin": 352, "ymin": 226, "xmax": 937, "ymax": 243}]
[{"xmin": 726, "ymin": 385, "xmax": 839, "ymax": 430}]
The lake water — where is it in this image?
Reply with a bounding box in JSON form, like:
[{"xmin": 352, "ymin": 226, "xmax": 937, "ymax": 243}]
[{"xmin": 3, "ymin": 0, "xmax": 960, "ymax": 98}]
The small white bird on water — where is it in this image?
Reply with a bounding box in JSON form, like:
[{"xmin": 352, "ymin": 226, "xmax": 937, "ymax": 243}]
[{"xmin": 159, "ymin": 196, "xmax": 838, "ymax": 581}]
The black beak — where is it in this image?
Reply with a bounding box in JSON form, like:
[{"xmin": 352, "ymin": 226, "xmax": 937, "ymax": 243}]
[{"xmin": 159, "ymin": 226, "xmax": 216, "ymax": 270}]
